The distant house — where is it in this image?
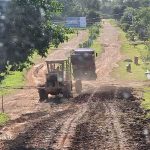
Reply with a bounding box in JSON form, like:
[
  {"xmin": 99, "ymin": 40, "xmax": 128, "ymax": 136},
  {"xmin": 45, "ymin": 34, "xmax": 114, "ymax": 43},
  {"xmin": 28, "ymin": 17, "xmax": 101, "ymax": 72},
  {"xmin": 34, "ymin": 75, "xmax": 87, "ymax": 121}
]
[
  {"xmin": 0, "ymin": 0, "xmax": 10, "ymax": 71},
  {"xmin": 66, "ymin": 17, "xmax": 87, "ymax": 28}
]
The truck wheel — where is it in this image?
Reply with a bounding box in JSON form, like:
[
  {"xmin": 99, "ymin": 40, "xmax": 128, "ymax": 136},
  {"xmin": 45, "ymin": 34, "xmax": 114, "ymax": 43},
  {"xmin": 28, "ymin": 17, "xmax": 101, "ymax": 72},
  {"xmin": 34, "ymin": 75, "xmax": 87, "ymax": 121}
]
[
  {"xmin": 38, "ymin": 89, "xmax": 48, "ymax": 102},
  {"xmin": 75, "ymin": 80, "xmax": 82, "ymax": 94}
]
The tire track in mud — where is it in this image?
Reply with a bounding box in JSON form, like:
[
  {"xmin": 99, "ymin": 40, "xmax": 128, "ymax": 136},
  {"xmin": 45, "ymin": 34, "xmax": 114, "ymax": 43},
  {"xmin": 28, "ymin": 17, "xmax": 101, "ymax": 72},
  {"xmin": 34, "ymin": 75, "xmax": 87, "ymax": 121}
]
[
  {"xmin": 1, "ymin": 88, "xmax": 149, "ymax": 150},
  {"xmin": 52, "ymin": 103, "xmax": 88, "ymax": 150},
  {"xmin": 69, "ymin": 91, "xmax": 149, "ymax": 150},
  {"xmin": 3, "ymin": 108, "xmax": 76, "ymax": 150},
  {"xmin": 52, "ymin": 89, "xmax": 102, "ymax": 149}
]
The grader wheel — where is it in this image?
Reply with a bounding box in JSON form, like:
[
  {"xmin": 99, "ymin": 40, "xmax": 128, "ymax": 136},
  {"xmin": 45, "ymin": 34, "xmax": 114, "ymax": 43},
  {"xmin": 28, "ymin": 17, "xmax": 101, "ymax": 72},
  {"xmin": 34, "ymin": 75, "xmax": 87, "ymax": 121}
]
[
  {"xmin": 38, "ymin": 88, "xmax": 48, "ymax": 102},
  {"xmin": 75, "ymin": 80, "xmax": 82, "ymax": 94}
]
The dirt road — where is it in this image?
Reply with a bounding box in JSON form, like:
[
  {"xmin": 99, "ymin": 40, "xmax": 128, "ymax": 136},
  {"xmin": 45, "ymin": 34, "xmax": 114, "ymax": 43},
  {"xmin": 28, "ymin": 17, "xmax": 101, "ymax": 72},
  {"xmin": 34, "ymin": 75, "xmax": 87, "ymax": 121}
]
[
  {"xmin": 0, "ymin": 21, "xmax": 149, "ymax": 150},
  {"xmin": 1, "ymin": 89, "xmax": 149, "ymax": 150}
]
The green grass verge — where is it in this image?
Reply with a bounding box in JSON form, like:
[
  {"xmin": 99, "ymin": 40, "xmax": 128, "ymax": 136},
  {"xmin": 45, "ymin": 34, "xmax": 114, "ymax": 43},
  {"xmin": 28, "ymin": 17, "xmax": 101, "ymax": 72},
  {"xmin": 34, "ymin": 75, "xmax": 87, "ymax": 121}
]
[
  {"xmin": 108, "ymin": 19, "xmax": 118, "ymax": 27},
  {"xmin": 142, "ymin": 87, "xmax": 150, "ymax": 111},
  {"xmin": 0, "ymin": 113, "xmax": 9, "ymax": 125},
  {"xmin": 111, "ymin": 22, "xmax": 149, "ymax": 81},
  {"xmin": 91, "ymin": 37, "xmax": 103, "ymax": 55},
  {"xmin": 142, "ymin": 87, "xmax": 150, "ymax": 119},
  {"xmin": 0, "ymin": 71, "xmax": 25, "ymax": 96},
  {"xmin": 67, "ymin": 33, "xmax": 76, "ymax": 40}
]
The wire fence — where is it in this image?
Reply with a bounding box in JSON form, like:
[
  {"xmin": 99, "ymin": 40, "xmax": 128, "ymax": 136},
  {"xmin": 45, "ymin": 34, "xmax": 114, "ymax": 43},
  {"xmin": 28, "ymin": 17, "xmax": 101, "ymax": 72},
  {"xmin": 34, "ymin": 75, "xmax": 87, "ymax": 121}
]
[{"xmin": 0, "ymin": 86, "xmax": 40, "ymax": 90}]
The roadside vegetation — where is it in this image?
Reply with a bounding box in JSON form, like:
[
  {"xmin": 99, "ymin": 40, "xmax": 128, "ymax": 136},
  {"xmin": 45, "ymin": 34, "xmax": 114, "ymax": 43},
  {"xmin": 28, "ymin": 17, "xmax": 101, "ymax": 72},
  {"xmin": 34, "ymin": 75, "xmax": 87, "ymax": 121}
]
[
  {"xmin": 91, "ymin": 37, "xmax": 103, "ymax": 55},
  {"xmin": 79, "ymin": 23, "xmax": 103, "ymax": 55},
  {"xmin": 0, "ymin": 113, "xmax": 9, "ymax": 125},
  {"xmin": 112, "ymin": 26, "xmax": 149, "ymax": 81},
  {"xmin": 56, "ymin": 0, "xmax": 101, "ymax": 26},
  {"xmin": 142, "ymin": 87, "xmax": 150, "ymax": 111},
  {"xmin": 0, "ymin": 71, "xmax": 25, "ymax": 96}
]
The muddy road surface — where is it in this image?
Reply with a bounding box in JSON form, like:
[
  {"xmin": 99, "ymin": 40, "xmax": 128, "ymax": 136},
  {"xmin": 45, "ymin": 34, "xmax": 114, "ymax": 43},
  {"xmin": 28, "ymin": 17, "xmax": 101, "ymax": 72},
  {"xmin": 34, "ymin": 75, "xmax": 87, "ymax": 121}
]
[
  {"xmin": 70, "ymin": 91, "xmax": 148, "ymax": 150},
  {"xmin": 1, "ymin": 88, "xmax": 149, "ymax": 150},
  {"xmin": 0, "ymin": 21, "xmax": 149, "ymax": 150}
]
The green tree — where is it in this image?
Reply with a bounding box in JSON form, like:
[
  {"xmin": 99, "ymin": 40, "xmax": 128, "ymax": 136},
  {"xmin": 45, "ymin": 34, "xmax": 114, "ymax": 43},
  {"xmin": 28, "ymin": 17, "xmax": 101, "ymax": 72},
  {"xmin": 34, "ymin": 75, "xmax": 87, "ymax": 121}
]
[
  {"xmin": 120, "ymin": 7, "xmax": 135, "ymax": 31},
  {"xmin": 3, "ymin": 0, "xmax": 70, "ymax": 70},
  {"xmin": 58, "ymin": 0, "xmax": 101, "ymax": 24},
  {"xmin": 113, "ymin": 5, "xmax": 126, "ymax": 20},
  {"xmin": 134, "ymin": 7, "xmax": 150, "ymax": 40}
]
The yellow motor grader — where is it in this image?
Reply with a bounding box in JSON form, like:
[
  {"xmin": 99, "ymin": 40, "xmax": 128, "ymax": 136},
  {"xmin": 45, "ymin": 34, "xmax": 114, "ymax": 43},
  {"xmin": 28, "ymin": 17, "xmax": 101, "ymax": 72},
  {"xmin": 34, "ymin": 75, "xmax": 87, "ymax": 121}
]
[{"xmin": 38, "ymin": 58, "xmax": 73, "ymax": 101}]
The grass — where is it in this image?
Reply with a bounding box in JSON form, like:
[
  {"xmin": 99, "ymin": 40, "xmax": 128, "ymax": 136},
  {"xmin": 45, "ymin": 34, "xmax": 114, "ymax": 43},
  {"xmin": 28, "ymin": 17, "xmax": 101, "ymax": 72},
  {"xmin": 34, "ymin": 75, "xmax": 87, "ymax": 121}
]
[
  {"xmin": 91, "ymin": 23, "xmax": 103, "ymax": 54},
  {"xmin": 0, "ymin": 113, "xmax": 9, "ymax": 125},
  {"xmin": 142, "ymin": 87, "xmax": 150, "ymax": 119},
  {"xmin": 67, "ymin": 33, "xmax": 76, "ymax": 40},
  {"xmin": 111, "ymin": 23, "xmax": 149, "ymax": 81},
  {"xmin": 142, "ymin": 87, "xmax": 150, "ymax": 111},
  {"xmin": 91, "ymin": 36, "xmax": 103, "ymax": 55},
  {"xmin": 108, "ymin": 19, "xmax": 118, "ymax": 27},
  {"xmin": 0, "ymin": 71, "xmax": 25, "ymax": 96}
]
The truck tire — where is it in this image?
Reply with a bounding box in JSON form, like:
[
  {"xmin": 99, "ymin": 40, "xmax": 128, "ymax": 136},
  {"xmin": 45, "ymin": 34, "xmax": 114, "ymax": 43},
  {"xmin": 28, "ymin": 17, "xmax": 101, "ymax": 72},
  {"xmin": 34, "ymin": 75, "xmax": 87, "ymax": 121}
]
[
  {"xmin": 75, "ymin": 80, "xmax": 82, "ymax": 94},
  {"xmin": 38, "ymin": 89, "xmax": 48, "ymax": 102}
]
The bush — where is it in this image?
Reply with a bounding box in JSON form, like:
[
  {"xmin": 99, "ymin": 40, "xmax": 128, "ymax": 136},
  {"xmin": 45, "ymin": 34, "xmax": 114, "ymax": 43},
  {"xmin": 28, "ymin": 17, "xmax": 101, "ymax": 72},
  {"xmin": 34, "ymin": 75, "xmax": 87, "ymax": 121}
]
[
  {"xmin": 79, "ymin": 23, "xmax": 100, "ymax": 48},
  {"xmin": 87, "ymin": 10, "xmax": 101, "ymax": 26}
]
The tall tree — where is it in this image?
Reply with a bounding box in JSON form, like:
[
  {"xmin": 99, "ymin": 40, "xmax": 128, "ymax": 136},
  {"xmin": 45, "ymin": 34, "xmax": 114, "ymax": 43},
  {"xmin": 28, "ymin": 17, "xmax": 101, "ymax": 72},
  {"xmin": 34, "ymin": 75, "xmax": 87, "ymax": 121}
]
[{"xmin": 2, "ymin": 0, "xmax": 69, "ymax": 70}]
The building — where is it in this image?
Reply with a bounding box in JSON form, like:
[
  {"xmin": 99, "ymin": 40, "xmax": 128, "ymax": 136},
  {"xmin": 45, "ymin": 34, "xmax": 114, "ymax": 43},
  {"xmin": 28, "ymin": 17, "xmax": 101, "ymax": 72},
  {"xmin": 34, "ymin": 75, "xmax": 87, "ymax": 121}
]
[{"xmin": 66, "ymin": 17, "xmax": 87, "ymax": 28}]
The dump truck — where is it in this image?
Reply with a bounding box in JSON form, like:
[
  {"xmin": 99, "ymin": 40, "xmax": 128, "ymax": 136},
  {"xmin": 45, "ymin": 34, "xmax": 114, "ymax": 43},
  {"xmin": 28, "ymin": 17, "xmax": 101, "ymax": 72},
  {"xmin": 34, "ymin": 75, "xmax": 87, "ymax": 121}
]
[
  {"xmin": 71, "ymin": 48, "xmax": 97, "ymax": 80},
  {"xmin": 71, "ymin": 48, "xmax": 97, "ymax": 94}
]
